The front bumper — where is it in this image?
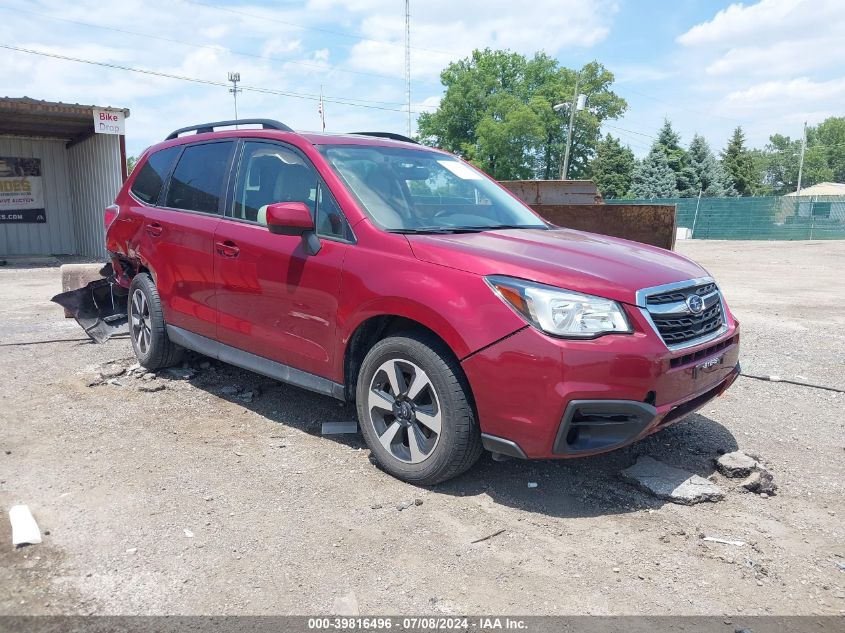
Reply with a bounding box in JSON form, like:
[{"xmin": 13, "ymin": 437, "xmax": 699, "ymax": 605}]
[{"xmin": 462, "ymin": 309, "xmax": 740, "ymax": 459}]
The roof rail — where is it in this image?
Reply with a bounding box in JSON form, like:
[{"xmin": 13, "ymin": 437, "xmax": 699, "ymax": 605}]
[
  {"xmin": 165, "ymin": 119, "xmax": 293, "ymax": 140},
  {"xmin": 350, "ymin": 132, "xmax": 418, "ymax": 144}
]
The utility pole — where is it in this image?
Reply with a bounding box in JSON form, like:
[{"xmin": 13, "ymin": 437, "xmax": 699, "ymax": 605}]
[
  {"xmin": 561, "ymin": 72, "xmax": 580, "ymax": 180},
  {"xmin": 404, "ymin": 0, "xmax": 412, "ymax": 137},
  {"xmin": 228, "ymin": 72, "xmax": 241, "ymax": 123},
  {"xmin": 318, "ymin": 84, "xmax": 326, "ymax": 132},
  {"xmin": 796, "ymin": 120, "xmax": 807, "ymax": 195}
]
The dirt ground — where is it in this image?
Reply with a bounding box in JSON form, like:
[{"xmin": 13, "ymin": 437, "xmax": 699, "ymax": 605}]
[{"xmin": 1, "ymin": 240, "xmax": 843, "ymax": 616}]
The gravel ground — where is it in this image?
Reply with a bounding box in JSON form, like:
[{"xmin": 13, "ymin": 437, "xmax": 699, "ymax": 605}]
[{"xmin": 0, "ymin": 240, "xmax": 843, "ymax": 616}]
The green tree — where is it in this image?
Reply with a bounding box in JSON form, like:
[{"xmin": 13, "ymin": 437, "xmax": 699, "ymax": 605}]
[
  {"xmin": 630, "ymin": 145, "xmax": 678, "ymax": 198},
  {"xmin": 808, "ymin": 117, "xmax": 845, "ymax": 183},
  {"xmin": 654, "ymin": 119, "xmax": 696, "ymax": 196},
  {"xmin": 127, "ymin": 155, "xmax": 137, "ymax": 174},
  {"xmin": 684, "ymin": 134, "xmax": 735, "ymax": 197},
  {"xmin": 545, "ymin": 61, "xmax": 628, "ymax": 179},
  {"xmin": 588, "ymin": 134, "xmax": 635, "ymax": 198},
  {"xmin": 753, "ymin": 118, "xmax": 845, "ymax": 195},
  {"xmin": 417, "ymin": 49, "xmax": 627, "ymax": 180},
  {"xmin": 757, "ymin": 134, "xmax": 800, "ymax": 195},
  {"xmin": 466, "ymin": 95, "xmax": 544, "ymax": 179},
  {"xmin": 721, "ymin": 127, "xmax": 756, "ymax": 196}
]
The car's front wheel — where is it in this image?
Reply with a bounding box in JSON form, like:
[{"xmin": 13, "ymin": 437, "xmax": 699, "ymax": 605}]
[{"xmin": 356, "ymin": 332, "xmax": 482, "ymax": 485}]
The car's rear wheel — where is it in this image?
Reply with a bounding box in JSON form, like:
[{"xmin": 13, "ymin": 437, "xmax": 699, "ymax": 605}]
[
  {"xmin": 356, "ymin": 332, "xmax": 482, "ymax": 485},
  {"xmin": 128, "ymin": 273, "xmax": 183, "ymax": 370}
]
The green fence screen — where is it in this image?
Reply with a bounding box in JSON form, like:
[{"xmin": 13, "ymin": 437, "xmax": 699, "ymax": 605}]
[{"xmin": 605, "ymin": 195, "xmax": 845, "ymax": 240}]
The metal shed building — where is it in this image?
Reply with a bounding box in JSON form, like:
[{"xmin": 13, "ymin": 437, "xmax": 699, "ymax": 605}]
[{"xmin": 0, "ymin": 97, "xmax": 129, "ymax": 258}]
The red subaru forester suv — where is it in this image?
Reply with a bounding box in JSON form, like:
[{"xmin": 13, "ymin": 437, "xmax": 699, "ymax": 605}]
[{"xmin": 105, "ymin": 119, "xmax": 740, "ymax": 485}]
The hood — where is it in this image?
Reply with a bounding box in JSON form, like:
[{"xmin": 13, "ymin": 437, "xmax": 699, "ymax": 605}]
[{"xmin": 407, "ymin": 228, "xmax": 709, "ymax": 306}]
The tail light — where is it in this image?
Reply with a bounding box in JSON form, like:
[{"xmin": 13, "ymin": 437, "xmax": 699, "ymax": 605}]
[{"xmin": 104, "ymin": 204, "xmax": 119, "ymax": 230}]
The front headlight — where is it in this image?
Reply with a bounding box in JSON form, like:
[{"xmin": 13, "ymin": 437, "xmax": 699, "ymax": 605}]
[{"xmin": 485, "ymin": 275, "xmax": 632, "ymax": 338}]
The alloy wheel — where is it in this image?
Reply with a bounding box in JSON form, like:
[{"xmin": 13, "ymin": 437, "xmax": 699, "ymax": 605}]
[
  {"xmin": 130, "ymin": 288, "xmax": 152, "ymax": 355},
  {"xmin": 367, "ymin": 358, "xmax": 442, "ymax": 464}
]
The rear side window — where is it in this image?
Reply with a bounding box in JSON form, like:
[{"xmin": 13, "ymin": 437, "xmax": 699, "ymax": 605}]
[
  {"xmin": 130, "ymin": 146, "xmax": 180, "ymax": 204},
  {"xmin": 165, "ymin": 142, "xmax": 234, "ymax": 214}
]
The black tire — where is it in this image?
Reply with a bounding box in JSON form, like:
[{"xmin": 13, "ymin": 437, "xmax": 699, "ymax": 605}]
[
  {"xmin": 128, "ymin": 273, "xmax": 183, "ymax": 370},
  {"xmin": 356, "ymin": 331, "xmax": 482, "ymax": 485}
]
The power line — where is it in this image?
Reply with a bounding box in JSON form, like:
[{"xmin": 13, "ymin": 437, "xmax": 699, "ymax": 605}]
[
  {"xmin": 183, "ymin": 0, "xmax": 458, "ymax": 57},
  {"xmin": 619, "ymin": 86, "xmax": 743, "ymax": 126},
  {"xmin": 0, "ymin": 44, "xmax": 436, "ymax": 113},
  {"xmin": 3, "ymin": 6, "xmax": 410, "ymax": 84},
  {"xmin": 603, "ymin": 123, "xmax": 658, "ymax": 141}
]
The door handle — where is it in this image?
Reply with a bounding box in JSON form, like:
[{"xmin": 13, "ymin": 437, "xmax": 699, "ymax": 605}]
[
  {"xmin": 145, "ymin": 222, "xmax": 163, "ymax": 237},
  {"xmin": 215, "ymin": 240, "xmax": 240, "ymax": 258}
]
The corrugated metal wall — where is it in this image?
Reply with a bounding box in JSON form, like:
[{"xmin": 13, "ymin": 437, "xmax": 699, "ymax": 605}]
[
  {"xmin": 68, "ymin": 134, "xmax": 122, "ymax": 258},
  {"xmin": 0, "ymin": 136, "xmax": 76, "ymax": 256},
  {"xmin": 0, "ymin": 134, "xmax": 122, "ymax": 257}
]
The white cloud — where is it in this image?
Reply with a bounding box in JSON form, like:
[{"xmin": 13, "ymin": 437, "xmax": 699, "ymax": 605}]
[
  {"xmin": 666, "ymin": 0, "xmax": 845, "ymax": 147},
  {"xmin": 261, "ymin": 38, "xmax": 304, "ymax": 57},
  {"xmin": 705, "ymin": 37, "xmax": 845, "ymax": 77},
  {"xmin": 0, "ymin": 0, "xmax": 424, "ymax": 154},
  {"xmin": 199, "ymin": 24, "xmax": 229, "ymax": 40},
  {"xmin": 678, "ymin": 0, "xmax": 845, "ymax": 77},
  {"xmin": 0, "ymin": 0, "xmax": 614, "ymax": 155},
  {"xmin": 721, "ymin": 77, "xmax": 845, "ymax": 114},
  {"xmin": 678, "ymin": 0, "xmax": 805, "ymax": 46},
  {"xmin": 312, "ymin": 0, "xmax": 617, "ymax": 81}
]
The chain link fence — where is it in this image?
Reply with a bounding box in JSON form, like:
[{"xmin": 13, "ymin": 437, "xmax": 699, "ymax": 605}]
[{"xmin": 606, "ymin": 195, "xmax": 845, "ymax": 240}]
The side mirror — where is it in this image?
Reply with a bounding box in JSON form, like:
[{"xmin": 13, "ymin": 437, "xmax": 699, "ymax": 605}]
[
  {"xmin": 265, "ymin": 202, "xmax": 315, "ymax": 236},
  {"xmin": 265, "ymin": 201, "xmax": 321, "ymax": 255}
]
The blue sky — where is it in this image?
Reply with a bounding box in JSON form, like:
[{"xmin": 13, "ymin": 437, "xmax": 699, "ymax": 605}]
[{"xmin": 1, "ymin": 0, "xmax": 842, "ymax": 159}]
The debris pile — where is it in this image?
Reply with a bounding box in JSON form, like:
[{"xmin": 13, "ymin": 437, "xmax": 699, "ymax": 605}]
[
  {"xmin": 621, "ymin": 456, "xmax": 724, "ymax": 505},
  {"xmin": 716, "ymin": 451, "xmax": 777, "ymax": 496},
  {"xmin": 51, "ymin": 263, "xmax": 128, "ymax": 343}
]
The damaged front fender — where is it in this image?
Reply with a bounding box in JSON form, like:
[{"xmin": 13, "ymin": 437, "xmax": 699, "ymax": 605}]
[{"xmin": 51, "ymin": 263, "xmax": 129, "ymax": 343}]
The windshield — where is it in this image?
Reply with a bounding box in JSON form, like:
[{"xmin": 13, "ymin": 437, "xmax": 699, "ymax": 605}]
[{"xmin": 318, "ymin": 145, "xmax": 547, "ymax": 233}]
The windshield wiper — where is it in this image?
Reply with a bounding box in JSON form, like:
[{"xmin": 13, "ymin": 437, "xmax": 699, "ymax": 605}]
[
  {"xmin": 385, "ymin": 227, "xmax": 465, "ymax": 234},
  {"xmin": 457, "ymin": 224, "xmax": 548, "ymax": 231},
  {"xmin": 387, "ymin": 224, "xmax": 548, "ymax": 235}
]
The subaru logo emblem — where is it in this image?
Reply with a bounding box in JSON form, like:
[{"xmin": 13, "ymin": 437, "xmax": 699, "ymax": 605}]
[{"xmin": 686, "ymin": 294, "xmax": 704, "ymax": 314}]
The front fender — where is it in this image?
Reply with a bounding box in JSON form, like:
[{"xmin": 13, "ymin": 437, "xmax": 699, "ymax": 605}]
[{"xmin": 334, "ymin": 247, "xmax": 526, "ymax": 381}]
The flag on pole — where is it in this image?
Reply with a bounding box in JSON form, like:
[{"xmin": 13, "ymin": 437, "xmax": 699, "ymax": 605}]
[{"xmin": 318, "ymin": 85, "xmax": 325, "ymax": 132}]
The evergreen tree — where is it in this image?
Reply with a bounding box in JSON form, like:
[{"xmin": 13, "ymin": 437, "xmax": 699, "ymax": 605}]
[
  {"xmin": 655, "ymin": 119, "xmax": 695, "ymax": 195},
  {"xmin": 630, "ymin": 145, "xmax": 678, "ymax": 198},
  {"xmin": 685, "ymin": 134, "xmax": 736, "ymax": 197},
  {"xmin": 588, "ymin": 134, "xmax": 635, "ymax": 198},
  {"xmin": 721, "ymin": 127, "xmax": 756, "ymax": 196}
]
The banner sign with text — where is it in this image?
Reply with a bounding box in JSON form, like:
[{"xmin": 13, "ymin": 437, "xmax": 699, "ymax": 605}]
[
  {"xmin": 0, "ymin": 157, "xmax": 45, "ymax": 224},
  {"xmin": 93, "ymin": 108, "xmax": 125, "ymax": 135}
]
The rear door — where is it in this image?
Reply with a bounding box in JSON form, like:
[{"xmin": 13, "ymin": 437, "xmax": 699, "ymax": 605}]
[
  {"xmin": 213, "ymin": 139, "xmax": 352, "ymax": 380},
  {"xmin": 142, "ymin": 140, "xmax": 235, "ymax": 340}
]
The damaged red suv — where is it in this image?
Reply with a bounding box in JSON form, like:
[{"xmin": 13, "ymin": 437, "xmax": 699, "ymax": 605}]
[{"xmin": 104, "ymin": 119, "xmax": 740, "ymax": 484}]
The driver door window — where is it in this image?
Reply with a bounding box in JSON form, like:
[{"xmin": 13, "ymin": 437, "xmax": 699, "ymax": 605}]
[{"xmin": 232, "ymin": 141, "xmax": 351, "ymax": 241}]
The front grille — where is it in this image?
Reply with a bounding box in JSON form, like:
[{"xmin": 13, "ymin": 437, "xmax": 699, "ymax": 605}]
[
  {"xmin": 644, "ymin": 281, "xmax": 725, "ymax": 347},
  {"xmin": 647, "ymin": 282, "xmax": 716, "ymax": 305}
]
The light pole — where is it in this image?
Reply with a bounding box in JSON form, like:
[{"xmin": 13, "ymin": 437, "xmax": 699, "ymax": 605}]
[
  {"xmin": 796, "ymin": 120, "xmax": 807, "ymax": 195},
  {"xmin": 553, "ymin": 73, "xmax": 587, "ymax": 180},
  {"xmin": 228, "ymin": 72, "xmax": 241, "ymax": 122}
]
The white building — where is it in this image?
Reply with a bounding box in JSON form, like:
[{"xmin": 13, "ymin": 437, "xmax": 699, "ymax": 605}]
[{"xmin": 0, "ymin": 97, "xmax": 129, "ymax": 257}]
